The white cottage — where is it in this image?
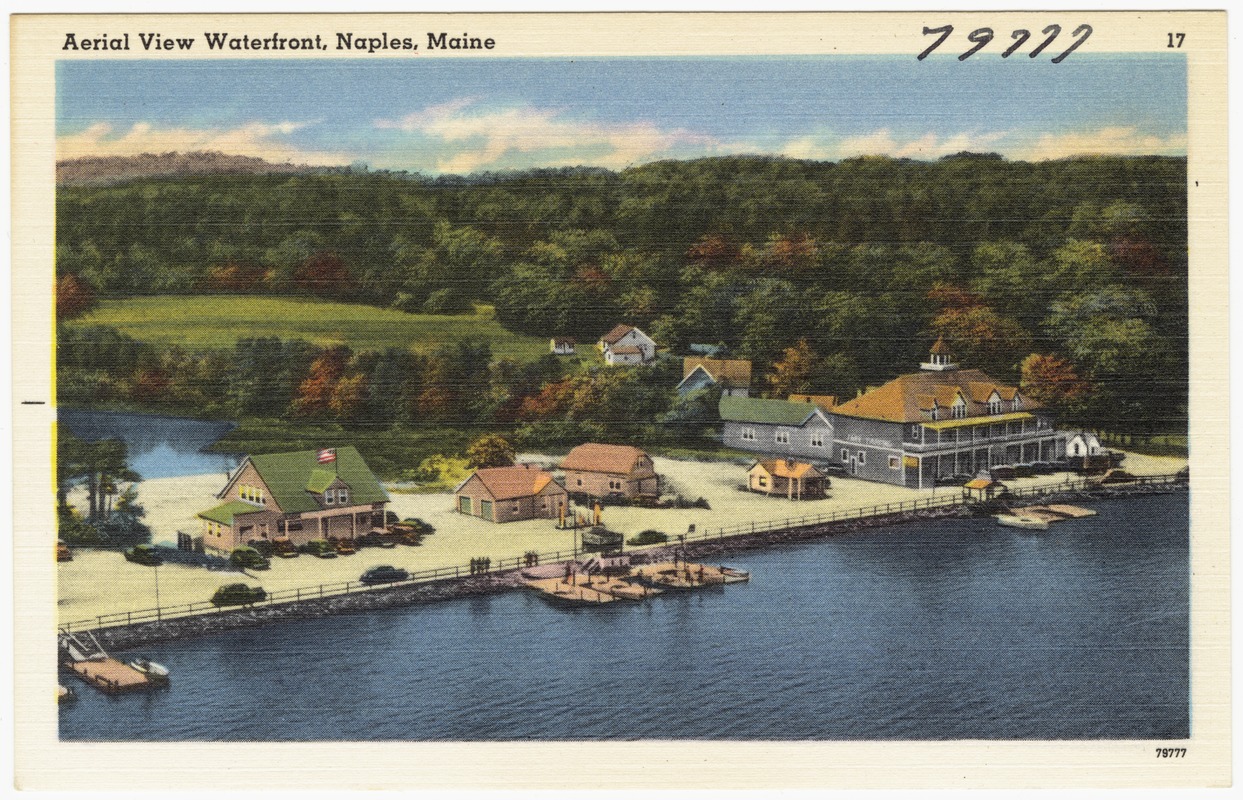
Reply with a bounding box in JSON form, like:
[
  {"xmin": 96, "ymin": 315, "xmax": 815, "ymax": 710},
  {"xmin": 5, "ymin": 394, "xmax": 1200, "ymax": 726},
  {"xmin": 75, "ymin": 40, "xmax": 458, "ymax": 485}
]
[{"xmin": 598, "ymin": 324, "xmax": 657, "ymax": 365}]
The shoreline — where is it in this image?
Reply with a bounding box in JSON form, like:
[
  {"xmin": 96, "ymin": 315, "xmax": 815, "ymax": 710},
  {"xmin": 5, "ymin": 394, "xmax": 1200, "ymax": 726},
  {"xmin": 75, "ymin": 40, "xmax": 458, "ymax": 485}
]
[{"xmin": 83, "ymin": 480, "xmax": 1186, "ymax": 653}]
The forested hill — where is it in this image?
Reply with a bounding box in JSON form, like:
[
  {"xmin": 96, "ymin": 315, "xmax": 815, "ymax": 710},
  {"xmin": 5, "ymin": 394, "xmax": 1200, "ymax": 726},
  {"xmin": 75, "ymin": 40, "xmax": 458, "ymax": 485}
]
[
  {"xmin": 57, "ymin": 153, "xmax": 1188, "ymax": 433},
  {"xmin": 55, "ymin": 151, "xmax": 329, "ymax": 187}
]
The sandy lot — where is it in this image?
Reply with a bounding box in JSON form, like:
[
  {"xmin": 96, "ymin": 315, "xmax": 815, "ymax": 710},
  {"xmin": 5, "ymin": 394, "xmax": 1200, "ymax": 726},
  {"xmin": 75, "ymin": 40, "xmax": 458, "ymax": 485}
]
[{"xmin": 58, "ymin": 449, "xmax": 1187, "ymax": 625}]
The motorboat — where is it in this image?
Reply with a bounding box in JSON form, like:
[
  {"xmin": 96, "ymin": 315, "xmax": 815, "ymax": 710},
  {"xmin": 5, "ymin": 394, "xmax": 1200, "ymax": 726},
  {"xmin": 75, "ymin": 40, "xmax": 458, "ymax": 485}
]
[
  {"xmin": 996, "ymin": 514, "xmax": 1049, "ymax": 531},
  {"xmin": 127, "ymin": 656, "xmax": 171, "ymax": 684}
]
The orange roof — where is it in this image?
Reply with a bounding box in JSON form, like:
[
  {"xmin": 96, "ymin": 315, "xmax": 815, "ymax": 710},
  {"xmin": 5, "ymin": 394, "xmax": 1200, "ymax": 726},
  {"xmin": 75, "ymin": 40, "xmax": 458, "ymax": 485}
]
[
  {"xmin": 751, "ymin": 459, "xmax": 825, "ymax": 480},
  {"xmin": 600, "ymin": 324, "xmax": 635, "ymax": 344},
  {"xmin": 832, "ymin": 368, "xmax": 1036, "ymax": 423},
  {"xmin": 560, "ymin": 443, "xmax": 651, "ymax": 475},
  {"xmin": 682, "ymin": 357, "xmax": 752, "ymax": 388},
  {"xmin": 464, "ymin": 466, "xmax": 566, "ymax": 501},
  {"xmin": 964, "ymin": 477, "xmax": 1003, "ymax": 490},
  {"xmin": 929, "ymin": 336, "xmax": 951, "ymax": 355}
]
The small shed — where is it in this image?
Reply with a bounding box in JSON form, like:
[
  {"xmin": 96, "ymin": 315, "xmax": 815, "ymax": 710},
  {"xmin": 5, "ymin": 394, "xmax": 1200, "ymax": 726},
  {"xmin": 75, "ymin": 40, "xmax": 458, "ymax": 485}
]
[
  {"xmin": 550, "ymin": 337, "xmax": 576, "ymax": 355},
  {"xmin": 748, "ymin": 459, "xmax": 828, "ymax": 500},
  {"xmin": 962, "ymin": 477, "xmax": 1007, "ymax": 501}
]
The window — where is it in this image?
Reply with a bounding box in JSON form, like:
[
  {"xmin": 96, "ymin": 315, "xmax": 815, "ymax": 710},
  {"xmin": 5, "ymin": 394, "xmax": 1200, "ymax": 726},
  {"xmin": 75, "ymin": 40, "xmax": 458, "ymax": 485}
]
[
  {"xmin": 1013, "ymin": 395, "xmax": 1022, "ymax": 410},
  {"xmin": 576, "ymin": 478, "xmax": 583, "ymax": 486},
  {"xmin": 841, "ymin": 448, "xmax": 849, "ymax": 461},
  {"xmin": 889, "ymin": 456, "xmax": 900, "ymax": 470},
  {"xmin": 338, "ymin": 489, "xmax": 348, "ymax": 505},
  {"xmin": 512, "ymin": 501, "xmax": 521, "ymax": 512},
  {"xmin": 775, "ymin": 429, "xmax": 789, "ymax": 444},
  {"xmin": 988, "ymin": 399, "xmax": 1002, "ymax": 415},
  {"xmin": 810, "ymin": 432, "xmax": 824, "ymax": 447},
  {"xmin": 741, "ymin": 427, "xmax": 756, "ymax": 441},
  {"xmin": 952, "ymin": 403, "xmax": 966, "ymax": 419},
  {"xmin": 857, "ymin": 451, "xmax": 866, "ymax": 465},
  {"xmin": 324, "ymin": 490, "xmax": 335, "ymax": 505},
  {"xmin": 910, "ymin": 425, "xmax": 921, "ymax": 439},
  {"xmin": 758, "ymin": 476, "xmax": 768, "ymax": 487},
  {"xmin": 930, "ymin": 407, "xmax": 939, "ymax": 421}
]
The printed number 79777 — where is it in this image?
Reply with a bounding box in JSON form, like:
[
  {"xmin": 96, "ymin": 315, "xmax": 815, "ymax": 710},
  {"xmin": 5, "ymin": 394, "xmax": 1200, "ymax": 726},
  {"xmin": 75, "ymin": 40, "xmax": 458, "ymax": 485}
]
[
  {"xmin": 1156, "ymin": 748, "xmax": 1187, "ymax": 758},
  {"xmin": 918, "ymin": 24, "xmax": 1093, "ymax": 63}
]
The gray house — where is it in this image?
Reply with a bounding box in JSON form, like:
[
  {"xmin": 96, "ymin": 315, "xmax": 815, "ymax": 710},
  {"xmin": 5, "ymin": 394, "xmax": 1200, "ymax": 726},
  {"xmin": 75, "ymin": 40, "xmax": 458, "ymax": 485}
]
[
  {"xmin": 720, "ymin": 396, "xmax": 835, "ymax": 461},
  {"xmin": 826, "ymin": 339, "xmax": 1066, "ymax": 488}
]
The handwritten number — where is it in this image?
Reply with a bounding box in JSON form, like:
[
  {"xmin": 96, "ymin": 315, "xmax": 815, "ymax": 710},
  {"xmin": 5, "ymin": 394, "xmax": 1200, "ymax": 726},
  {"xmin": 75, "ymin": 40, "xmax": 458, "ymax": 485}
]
[
  {"xmin": 1002, "ymin": 29, "xmax": 1030, "ymax": 58},
  {"xmin": 959, "ymin": 28, "xmax": 994, "ymax": 61},
  {"xmin": 1029, "ymin": 24, "xmax": 1061, "ymax": 58},
  {"xmin": 918, "ymin": 25, "xmax": 954, "ymax": 60},
  {"xmin": 1051, "ymin": 25, "xmax": 1092, "ymax": 63}
]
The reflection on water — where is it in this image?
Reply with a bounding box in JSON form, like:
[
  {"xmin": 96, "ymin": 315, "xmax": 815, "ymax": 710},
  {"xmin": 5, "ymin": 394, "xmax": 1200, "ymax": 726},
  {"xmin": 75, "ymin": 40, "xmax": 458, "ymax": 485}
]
[{"xmin": 59, "ymin": 409, "xmax": 240, "ymax": 479}]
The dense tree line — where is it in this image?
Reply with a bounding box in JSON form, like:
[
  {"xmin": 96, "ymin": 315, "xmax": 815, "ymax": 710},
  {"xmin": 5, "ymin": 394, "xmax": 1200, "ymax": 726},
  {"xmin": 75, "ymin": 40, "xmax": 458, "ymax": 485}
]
[{"xmin": 56, "ymin": 154, "xmax": 1188, "ymax": 437}]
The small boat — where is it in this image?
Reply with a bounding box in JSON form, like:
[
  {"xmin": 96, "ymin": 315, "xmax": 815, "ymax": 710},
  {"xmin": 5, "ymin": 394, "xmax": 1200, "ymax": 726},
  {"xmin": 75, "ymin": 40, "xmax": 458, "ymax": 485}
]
[
  {"xmin": 717, "ymin": 566, "xmax": 751, "ymax": 584},
  {"xmin": 996, "ymin": 514, "xmax": 1049, "ymax": 531},
  {"xmin": 127, "ymin": 656, "xmax": 171, "ymax": 684},
  {"xmin": 57, "ymin": 684, "xmax": 77, "ymax": 703}
]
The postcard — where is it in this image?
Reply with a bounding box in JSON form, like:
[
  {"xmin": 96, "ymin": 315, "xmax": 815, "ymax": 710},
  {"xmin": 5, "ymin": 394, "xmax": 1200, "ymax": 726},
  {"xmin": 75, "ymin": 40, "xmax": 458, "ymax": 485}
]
[{"xmin": 11, "ymin": 10, "xmax": 1229, "ymax": 790}]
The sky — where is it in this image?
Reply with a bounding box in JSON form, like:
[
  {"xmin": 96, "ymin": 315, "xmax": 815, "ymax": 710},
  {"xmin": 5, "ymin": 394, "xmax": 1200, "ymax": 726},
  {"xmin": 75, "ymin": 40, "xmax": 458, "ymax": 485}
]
[{"xmin": 56, "ymin": 55, "xmax": 1187, "ymax": 174}]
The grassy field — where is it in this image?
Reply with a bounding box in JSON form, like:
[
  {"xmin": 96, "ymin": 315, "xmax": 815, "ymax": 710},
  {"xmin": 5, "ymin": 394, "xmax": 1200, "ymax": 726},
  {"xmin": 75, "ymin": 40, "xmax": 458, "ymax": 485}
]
[{"xmin": 71, "ymin": 295, "xmax": 552, "ymax": 362}]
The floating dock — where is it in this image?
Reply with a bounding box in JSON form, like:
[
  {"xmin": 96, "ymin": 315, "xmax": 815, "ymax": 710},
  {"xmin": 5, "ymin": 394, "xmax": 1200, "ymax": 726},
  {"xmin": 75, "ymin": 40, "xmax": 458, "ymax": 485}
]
[
  {"xmin": 633, "ymin": 562, "xmax": 750, "ymax": 591},
  {"xmin": 525, "ymin": 559, "xmax": 748, "ymax": 605},
  {"xmin": 58, "ymin": 629, "xmax": 164, "ymax": 694},
  {"xmin": 525, "ymin": 577, "xmax": 620, "ymax": 605},
  {"xmin": 1010, "ymin": 504, "xmax": 1098, "ymax": 522}
]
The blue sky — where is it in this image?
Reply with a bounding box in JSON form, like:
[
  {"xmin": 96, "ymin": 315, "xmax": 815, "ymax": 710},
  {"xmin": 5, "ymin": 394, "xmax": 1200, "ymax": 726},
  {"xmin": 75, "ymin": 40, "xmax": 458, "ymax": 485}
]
[{"xmin": 57, "ymin": 55, "xmax": 1186, "ymax": 173}]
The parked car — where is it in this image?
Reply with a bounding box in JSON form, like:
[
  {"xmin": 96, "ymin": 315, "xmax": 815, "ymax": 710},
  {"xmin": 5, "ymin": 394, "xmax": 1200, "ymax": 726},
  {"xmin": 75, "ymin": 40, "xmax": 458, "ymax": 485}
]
[
  {"xmin": 302, "ymin": 539, "xmax": 338, "ymax": 558},
  {"xmin": 245, "ymin": 539, "xmax": 275, "ymax": 558},
  {"xmin": 230, "ymin": 546, "xmax": 271, "ymax": 571},
  {"xmin": 210, "ymin": 583, "xmax": 267, "ymax": 607},
  {"xmin": 56, "ymin": 541, "xmax": 72, "ymax": 562},
  {"xmin": 124, "ymin": 544, "xmax": 163, "ymax": 567},
  {"xmin": 359, "ymin": 565, "xmax": 411, "ymax": 585},
  {"xmin": 272, "ymin": 538, "xmax": 299, "ymax": 558},
  {"xmin": 333, "ymin": 538, "xmax": 357, "ymax": 556}
]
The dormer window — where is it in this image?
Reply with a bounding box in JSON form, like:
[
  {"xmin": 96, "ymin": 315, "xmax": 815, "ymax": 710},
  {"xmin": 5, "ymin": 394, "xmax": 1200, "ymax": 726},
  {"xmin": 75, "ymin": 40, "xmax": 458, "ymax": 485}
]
[
  {"xmin": 1013, "ymin": 395, "xmax": 1022, "ymax": 410},
  {"xmin": 951, "ymin": 397, "xmax": 966, "ymax": 419},
  {"xmin": 988, "ymin": 399, "xmax": 1002, "ymax": 415},
  {"xmin": 339, "ymin": 488, "xmax": 349, "ymax": 505},
  {"xmin": 324, "ymin": 489, "xmax": 335, "ymax": 505},
  {"xmin": 930, "ymin": 406, "xmax": 939, "ymax": 421}
]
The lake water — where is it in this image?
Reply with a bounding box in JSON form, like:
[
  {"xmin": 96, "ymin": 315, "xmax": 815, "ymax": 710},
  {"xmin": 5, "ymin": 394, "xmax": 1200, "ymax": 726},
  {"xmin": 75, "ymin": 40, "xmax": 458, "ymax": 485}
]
[
  {"xmin": 59, "ymin": 409, "xmax": 240, "ymax": 479},
  {"xmin": 59, "ymin": 493, "xmax": 1188, "ymax": 741}
]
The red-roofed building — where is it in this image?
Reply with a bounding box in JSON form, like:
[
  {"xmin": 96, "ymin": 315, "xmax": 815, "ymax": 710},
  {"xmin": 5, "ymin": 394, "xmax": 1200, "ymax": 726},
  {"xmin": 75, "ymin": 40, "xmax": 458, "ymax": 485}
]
[
  {"xmin": 454, "ymin": 464, "xmax": 569, "ymax": 523},
  {"xmin": 560, "ymin": 443, "xmax": 660, "ymax": 499}
]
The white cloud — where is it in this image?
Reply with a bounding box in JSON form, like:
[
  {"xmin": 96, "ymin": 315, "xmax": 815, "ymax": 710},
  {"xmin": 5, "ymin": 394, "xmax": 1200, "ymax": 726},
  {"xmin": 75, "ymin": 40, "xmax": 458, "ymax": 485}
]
[
  {"xmin": 781, "ymin": 128, "xmax": 1010, "ymax": 161},
  {"xmin": 1018, "ymin": 127, "xmax": 1187, "ymax": 161},
  {"xmin": 56, "ymin": 120, "xmax": 352, "ymax": 165},
  {"xmin": 375, "ymin": 99, "xmax": 726, "ymax": 174}
]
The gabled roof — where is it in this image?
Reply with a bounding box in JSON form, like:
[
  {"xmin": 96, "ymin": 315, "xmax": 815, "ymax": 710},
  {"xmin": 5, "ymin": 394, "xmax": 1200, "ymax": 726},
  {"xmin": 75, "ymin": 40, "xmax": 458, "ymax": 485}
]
[
  {"xmin": 461, "ymin": 466, "xmax": 566, "ymax": 501},
  {"xmin": 225, "ymin": 446, "xmax": 389, "ymax": 513},
  {"xmin": 560, "ymin": 443, "xmax": 651, "ymax": 475},
  {"xmin": 198, "ymin": 501, "xmax": 266, "ymax": 526},
  {"xmin": 600, "ymin": 324, "xmax": 635, "ymax": 344},
  {"xmin": 831, "ymin": 368, "xmax": 1038, "ymax": 423},
  {"xmin": 751, "ymin": 459, "xmax": 825, "ymax": 480},
  {"xmin": 681, "ymin": 357, "xmax": 752, "ymax": 388},
  {"xmin": 719, "ymin": 396, "xmax": 822, "ymax": 426}
]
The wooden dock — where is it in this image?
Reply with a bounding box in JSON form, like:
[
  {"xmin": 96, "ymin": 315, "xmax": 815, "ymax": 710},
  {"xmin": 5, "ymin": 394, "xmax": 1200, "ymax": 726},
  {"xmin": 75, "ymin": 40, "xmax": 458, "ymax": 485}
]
[
  {"xmin": 1011, "ymin": 504, "xmax": 1098, "ymax": 523},
  {"xmin": 633, "ymin": 562, "xmax": 750, "ymax": 591},
  {"xmin": 526, "ymin": 577, "xmax": 620, "ymax": 605},
  {"xmin": 66, "ymin": 657, "xmax": 154, "ymax": 694}
]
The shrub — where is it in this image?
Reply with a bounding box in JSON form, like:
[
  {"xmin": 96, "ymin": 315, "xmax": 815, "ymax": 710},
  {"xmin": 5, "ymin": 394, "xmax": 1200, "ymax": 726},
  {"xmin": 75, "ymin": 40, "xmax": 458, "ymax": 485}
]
[{"xmin": 627, "ymin": 529, "xmax": 668, "ymax": 546}]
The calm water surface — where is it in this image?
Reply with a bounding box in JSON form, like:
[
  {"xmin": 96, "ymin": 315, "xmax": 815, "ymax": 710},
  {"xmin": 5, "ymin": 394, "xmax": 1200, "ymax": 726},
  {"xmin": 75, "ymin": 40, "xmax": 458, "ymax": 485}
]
[
  {"xmin": 59, "ymin": 409, "xmax": 239, "ymax": 479},
  {"xmin": 60, "ymin": 493, "xmax": 1188, "ymax": 741}
]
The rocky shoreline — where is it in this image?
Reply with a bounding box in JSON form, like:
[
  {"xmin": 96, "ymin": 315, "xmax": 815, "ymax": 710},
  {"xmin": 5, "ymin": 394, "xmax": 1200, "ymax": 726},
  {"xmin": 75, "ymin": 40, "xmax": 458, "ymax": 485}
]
[{"xmin": 88, "ymin": 480, "xmax": 1186, "ymax": 652}]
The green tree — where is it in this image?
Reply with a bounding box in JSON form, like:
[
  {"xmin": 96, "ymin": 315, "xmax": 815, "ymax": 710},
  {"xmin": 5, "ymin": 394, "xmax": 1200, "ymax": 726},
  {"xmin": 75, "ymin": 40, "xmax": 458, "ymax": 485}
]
[{"xmin": 466, "ymin": 434, "xmax": 516, "ymax": 468}]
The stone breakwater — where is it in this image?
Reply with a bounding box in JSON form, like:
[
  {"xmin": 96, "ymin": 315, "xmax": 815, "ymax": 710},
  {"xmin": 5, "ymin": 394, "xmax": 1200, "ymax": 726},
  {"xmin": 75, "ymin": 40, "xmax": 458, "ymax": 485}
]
[{"xmin": 89, "ymin": 481, "xmax": 1185, "ymax": 652}]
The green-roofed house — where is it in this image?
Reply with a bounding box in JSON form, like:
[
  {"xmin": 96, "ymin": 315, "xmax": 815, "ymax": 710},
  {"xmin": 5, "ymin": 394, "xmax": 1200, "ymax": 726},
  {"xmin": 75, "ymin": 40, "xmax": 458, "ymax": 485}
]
[
  {"xmin": 196, "ymin": 446, "xmax": 389, "ymax": 554},
  {"xmin": 719, "ymin": 395, "xmax": 836, "ymax": 462}
]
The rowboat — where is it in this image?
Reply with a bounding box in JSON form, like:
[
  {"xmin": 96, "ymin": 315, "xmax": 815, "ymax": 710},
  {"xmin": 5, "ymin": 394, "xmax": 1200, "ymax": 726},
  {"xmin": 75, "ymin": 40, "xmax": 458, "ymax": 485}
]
[{"xmin": 996, "ymin": 514, "xmax": 1049, "ymax": 531}]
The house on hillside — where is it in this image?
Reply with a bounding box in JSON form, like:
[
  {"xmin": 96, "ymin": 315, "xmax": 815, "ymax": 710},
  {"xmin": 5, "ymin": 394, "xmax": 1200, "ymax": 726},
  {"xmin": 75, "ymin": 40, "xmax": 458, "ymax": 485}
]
[
  {"xmin": 598, "ymin": 324, "xmax": 657, "ymax": 365},
  {"xmin": 719, "ymin": 395, "xmax": 836, "ymax": 461},
  {"xmin": 454, "ymin": 464, "xmax": 569, "ymax": 523},
  {"xmin": 826, "ymin": 338, "xmax": 1066, "ymax": 488},
  {"xmin": 550, "ymin": 337, "xmax": 576, "ymax": 355},
  {"xmin": 196, "ymin": 446, "xmax": 389, "ymax": 554},
  {"xmin": 677, "ymin": 357, "xmax": 752, "ymax": 397},
  {"xmin": 560, "ymin": 443, "xmax": 660, "ymax": 499},
  {"xmin": 748, "ymin": 459, "xmax": 828, "ymax": 500}
]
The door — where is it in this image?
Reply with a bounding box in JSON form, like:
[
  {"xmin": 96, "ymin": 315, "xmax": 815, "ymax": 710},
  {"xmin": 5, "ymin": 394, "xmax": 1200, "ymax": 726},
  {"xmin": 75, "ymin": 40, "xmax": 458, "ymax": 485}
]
[
  {"xmin": 480, "ymin": 500, "xmax": 493, "ymax": 521},
  {"xmin": 850, "ymin": 457, "xmax": 858, "ymax": 475}
]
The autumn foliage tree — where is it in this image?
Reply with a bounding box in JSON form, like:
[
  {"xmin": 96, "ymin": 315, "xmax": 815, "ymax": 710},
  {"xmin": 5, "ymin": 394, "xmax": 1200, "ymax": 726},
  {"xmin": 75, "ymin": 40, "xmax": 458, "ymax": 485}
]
[
  {"xmin": 767, "ymin": 339, "xmax": 821, "ymax": 398},
  {"xmin": 1019, "ymin": 353, "xmax": 1094, "ymax": 422},
  {"xmin": 56, "ymin": 273, "xmax": 96, "ymax": 320},
  {"xmin": 294, "ymin": 251, "xmax": 353, "ymax": 297},
  {"xmin": 466, "ymin": 434, "xmax": 516, "ymax": 468},
  {"xmin": 293, "ymin": 346, "xmax": 351, "ymax": 417}
]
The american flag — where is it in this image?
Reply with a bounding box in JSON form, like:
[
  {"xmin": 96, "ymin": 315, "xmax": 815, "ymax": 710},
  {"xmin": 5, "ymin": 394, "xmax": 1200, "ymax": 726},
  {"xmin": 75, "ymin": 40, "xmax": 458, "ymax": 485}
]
[{"xmin": 317, "ymin": 448, "xmax": 337, "ymax": 464}]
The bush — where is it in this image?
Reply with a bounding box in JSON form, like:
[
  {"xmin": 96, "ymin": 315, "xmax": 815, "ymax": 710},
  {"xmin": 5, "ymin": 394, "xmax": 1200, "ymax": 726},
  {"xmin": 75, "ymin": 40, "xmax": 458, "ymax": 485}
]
[{"xmin": 627, "ymin": 529, "xmax": 668, "ymax": 546}]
